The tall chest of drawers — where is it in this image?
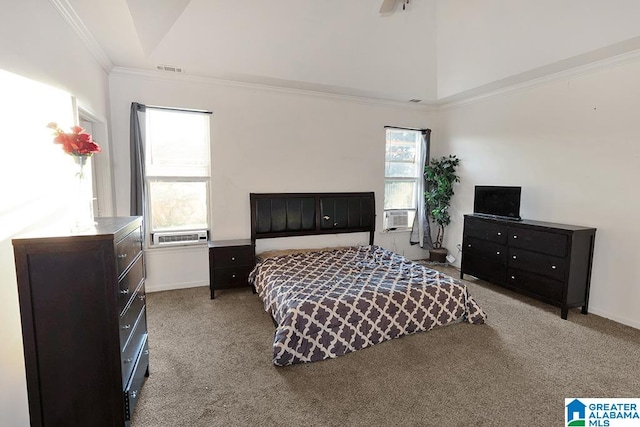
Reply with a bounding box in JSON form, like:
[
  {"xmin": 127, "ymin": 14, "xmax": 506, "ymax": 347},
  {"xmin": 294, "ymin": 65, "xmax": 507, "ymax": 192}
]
[
  {"xmin": 12, "ymin": 217, "xmax": 149, "ymax": 426},
  {"xmin": 460, "ymin": 214, "xmax": 596, "ymax": 319}
]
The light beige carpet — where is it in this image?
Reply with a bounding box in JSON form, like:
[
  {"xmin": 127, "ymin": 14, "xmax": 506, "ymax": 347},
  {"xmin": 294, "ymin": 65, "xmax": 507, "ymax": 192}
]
[{"xmin": 132, "ymin": 264, "xmax": 640, "ymax": 426}]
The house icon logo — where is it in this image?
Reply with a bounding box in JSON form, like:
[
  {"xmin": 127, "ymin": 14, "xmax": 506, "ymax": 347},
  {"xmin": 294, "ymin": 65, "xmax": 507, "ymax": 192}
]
[{"xmin": 566, "ymin": 399, "xmax": 587, "ymax": 426}]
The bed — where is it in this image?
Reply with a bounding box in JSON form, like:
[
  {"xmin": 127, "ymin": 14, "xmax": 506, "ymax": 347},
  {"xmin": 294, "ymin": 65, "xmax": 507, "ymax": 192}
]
[{"xmin": 248, "ymin": 192, "xmax": 486, "ymax": 366}]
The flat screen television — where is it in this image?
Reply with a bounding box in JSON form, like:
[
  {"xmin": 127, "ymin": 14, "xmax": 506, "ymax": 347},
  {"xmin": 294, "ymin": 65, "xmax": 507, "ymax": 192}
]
[{"xmin": 473, "ymin": 186, "xmax": 522, "ymax": 221}]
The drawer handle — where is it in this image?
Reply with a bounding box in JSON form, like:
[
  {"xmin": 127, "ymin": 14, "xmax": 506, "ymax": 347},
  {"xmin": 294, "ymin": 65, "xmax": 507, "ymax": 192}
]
[
  {"xmin": 231, "ymin": 257, "xmax": 235, "ymax": 261},
  {"xmin": 122, "ymin": 324, "xmax": 131, "ymax": 330},
  {"xmin": 512, "ymin": 255, "xmax": 517, "ymax": 260},
  {"xmin": 118, "ymin": 253, "xmax": 128, "ymax": 259},
  {"xmin": 497, "ymin": 232, "xmax": 502, "ymax": 236},
  {"xmin": 120, "ymin": 289, "xmax": 129, "ymax": 295},
  {"xmin": 512, "ymin": 235, "xmax": 518, "ymax": 239},
  {"xmin": 551, "ymin": 265, "xmax": 557, "ymax": 269},
  {"xmin": 232, "ymin": 274, "xmax": 236, "ymax": 278},
  {"xmin": 124, "ymin": 358, "xmax": 133, "ymax": 364},
  {"xmin": 496, "ymin": 251, "xmax": 500, "ymax": 255},
  {"xmin": 131, "ymin": 390, "xmax": 138, "ymax": 399},
  {"xmin": 510, "ymin": 275, "xmax": 515, "ymax": 280},
  {"xmin": 323, "ymin": 216, "xmax": 330, "ymax": 220},
  {"xmin": 467, "ymin": 244, "xmax": 472, "ymax": 248}
]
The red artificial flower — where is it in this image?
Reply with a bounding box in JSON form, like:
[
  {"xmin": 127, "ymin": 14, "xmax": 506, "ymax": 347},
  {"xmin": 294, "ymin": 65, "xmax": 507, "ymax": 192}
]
[{"xmin": 48, "ymin": 122, "xmax": 102, "ymax": 157}]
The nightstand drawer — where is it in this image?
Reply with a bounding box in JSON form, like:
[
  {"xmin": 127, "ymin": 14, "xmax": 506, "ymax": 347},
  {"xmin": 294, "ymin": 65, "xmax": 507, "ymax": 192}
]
[
  {"xmin": 212, "ymin": 266, "xmax": 252, "ymax": 287},
  {"xmin": 211, "ymin": 245, "xmax": 254, "ymax": 267}
]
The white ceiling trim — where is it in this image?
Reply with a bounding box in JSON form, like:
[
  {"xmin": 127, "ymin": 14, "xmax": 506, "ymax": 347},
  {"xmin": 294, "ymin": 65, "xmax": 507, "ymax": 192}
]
[
  {"xmin": 438, "ymin": 47, "xmax": 640, "ymax": 110},
  {"xmin": 110, "ymin": 67, "xmax": 437, "ymax": 112},
  {"xmin": 49, "ymin": 0, "xmax": 114, "ymax": 72}
]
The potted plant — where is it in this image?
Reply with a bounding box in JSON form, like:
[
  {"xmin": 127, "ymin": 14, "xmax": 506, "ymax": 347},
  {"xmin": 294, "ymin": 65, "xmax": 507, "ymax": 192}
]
[{"xmin": 424, "ymin": 155, "xmax": 460, "ymax": 263}]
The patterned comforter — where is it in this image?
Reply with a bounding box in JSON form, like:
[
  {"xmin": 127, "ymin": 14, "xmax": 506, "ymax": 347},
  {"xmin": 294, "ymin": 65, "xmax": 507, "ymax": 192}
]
[{"xmin": 249, "ymin": 245, "xmax": 486, "ymax": 366}]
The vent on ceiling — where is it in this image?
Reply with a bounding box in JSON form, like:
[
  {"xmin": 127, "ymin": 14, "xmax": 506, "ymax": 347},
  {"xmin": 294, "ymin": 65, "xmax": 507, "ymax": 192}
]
[
  {"xmin": 156, "ymin": 64, "xmax": 184, "ymax": 73},
  {"xmin": 409, "ymin": 99, "xmax": 422, "ymax": 103}
]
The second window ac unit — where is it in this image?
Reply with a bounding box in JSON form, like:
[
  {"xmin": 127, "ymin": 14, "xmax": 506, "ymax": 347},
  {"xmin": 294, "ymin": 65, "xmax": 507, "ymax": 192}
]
[
  {"xmin": 153, "ymin": 230, "xmax": 208, "ymax": 246},
  {"xmin": 386, "ymin": 211, "xmax": 409, "ymax": 229}
]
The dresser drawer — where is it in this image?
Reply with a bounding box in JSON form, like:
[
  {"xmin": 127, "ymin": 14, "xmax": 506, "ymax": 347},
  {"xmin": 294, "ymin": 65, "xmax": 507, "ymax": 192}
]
[
  {"xmin": 508, "ymin": 227, "xmax": 568, "ymax": 257},
  {"xmin": 461, "ymin": 254, "xmax": 506, "ymax": 284},
  {"xmin": 121, "ymin": 306, "xmax": 147, "ymax": 385},
  {"xmin": 464, "ymin": 217, "xmax": 508, "ymax": 244},
  {"xmin": 124, "ymin": 335, "xmax": 149, "ymax": 422},
  {"xmin": 508, "ymin": 248, "xmax": 566, "ymax": 281},
  {"xmin": 463, "ymin": 237, "xmax": 507, "ymax": 264},
  {"xmin": 119, "ymin": 282, "xmax": 146, "ymax": 352},
  {"xmin": 116, "ymin": 227, "xmax": 143, "ymax": 277},
  {"xmin": 507, "ymin": 269, "xmax": 563, "ymax": 303},
  {"xmin": 211, "ymin": 245, "xmax": 254, "ymax": 268},
  {"xmin": 118, "ymin": 254, "xmax": 144, "ymax": 315}
]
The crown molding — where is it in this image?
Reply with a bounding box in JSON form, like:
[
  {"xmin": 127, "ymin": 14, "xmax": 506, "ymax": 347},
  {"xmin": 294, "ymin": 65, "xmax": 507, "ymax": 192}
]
[
  {"xmin": 437, "ymin": 47, "xmax": 640, "ymax": 110},
  {"xmin": 109, "ymin": 67, "xmax": 438, "ymax": 112},
  {"xmin": 49, "ymin": 0, "xmax": 113, "ymax": 73},
  {"xmin": 111, "ymin": 45, "xmax": 640, "ymax": 114}
]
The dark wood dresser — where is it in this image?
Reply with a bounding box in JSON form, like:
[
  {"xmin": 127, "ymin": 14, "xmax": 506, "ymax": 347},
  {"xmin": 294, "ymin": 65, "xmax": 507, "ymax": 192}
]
[
  {"xmin": 460, "ymin": 214, "xmax": 596, "ymax": 319},
  {"xmin": 208, "ymin": 239, "xmax": 256, "ymax": 298},
  {"xmin": 12, "ymin": 217, "xmax": 149, "ymax": 426}
]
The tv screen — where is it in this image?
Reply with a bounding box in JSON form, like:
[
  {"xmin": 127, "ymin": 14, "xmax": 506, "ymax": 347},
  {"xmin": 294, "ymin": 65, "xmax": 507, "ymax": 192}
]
[{"xmin": 473, "ymin": 186, "xmax": 522, "ymax": 220}]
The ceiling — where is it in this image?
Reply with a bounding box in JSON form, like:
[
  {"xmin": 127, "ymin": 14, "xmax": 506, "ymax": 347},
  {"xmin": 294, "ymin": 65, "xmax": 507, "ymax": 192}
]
[
  {"xmin": 66, "ymin": 0, "xmax": 436, "ymax": 103},
  {"xmin": 64, "ymin": 0, "xmax": 640, "ymax": 104}
]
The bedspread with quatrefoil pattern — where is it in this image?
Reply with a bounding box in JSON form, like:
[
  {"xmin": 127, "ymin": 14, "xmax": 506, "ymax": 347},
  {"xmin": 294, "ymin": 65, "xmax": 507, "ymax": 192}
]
[{"xmin": 249, "ymin": 245, "xmax": 486, "ymax": 366}]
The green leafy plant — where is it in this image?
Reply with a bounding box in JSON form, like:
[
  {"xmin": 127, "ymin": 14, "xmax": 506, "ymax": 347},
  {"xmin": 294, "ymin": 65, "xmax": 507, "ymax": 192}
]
[{"xmin": 424, "ymin": 155, "xmax": 460, "ymax": 249}]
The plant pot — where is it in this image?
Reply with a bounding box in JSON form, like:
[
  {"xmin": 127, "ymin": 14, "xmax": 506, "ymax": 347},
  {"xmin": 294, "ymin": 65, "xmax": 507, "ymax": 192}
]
[{"xmin": 429, "ymin": 248, "xmax": 448, "ymax": 263}]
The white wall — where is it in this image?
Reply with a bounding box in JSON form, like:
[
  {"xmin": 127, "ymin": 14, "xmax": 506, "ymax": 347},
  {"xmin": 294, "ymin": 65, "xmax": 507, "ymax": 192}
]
[
  {"xmin": 436, "ymin": 0, "xmax": 640, "ymax": 99},
  {"xmin": 436, "ymin": 56, "xmax": 640, "ymax": 329},
  {"xmin": 109, "ymin": 70, "xmax": 434, "ymax": 291},
  {"xmin": 0, "ymin": 1, "xmax": 110, "ymax": 426}
]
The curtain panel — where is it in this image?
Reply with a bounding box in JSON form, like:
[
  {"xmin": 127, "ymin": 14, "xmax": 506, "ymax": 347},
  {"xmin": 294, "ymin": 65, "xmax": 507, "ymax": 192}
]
[
  {"xmin": 130, "ymin": 102, "xmax": 146, "ymax": 216},
  {"xmin": 410, "ymin": 129, "xmax": 433, "ymax": 249}
]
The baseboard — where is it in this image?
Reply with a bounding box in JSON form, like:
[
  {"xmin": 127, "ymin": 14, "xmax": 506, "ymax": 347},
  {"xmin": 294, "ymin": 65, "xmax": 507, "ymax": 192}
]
[
  {"xmin": 146, "ymin": 280, "xmax": 208, "ymax": 293},
  {"xmin": 588, "ymin": 307, "xmax": 640, "ymax": 330}
]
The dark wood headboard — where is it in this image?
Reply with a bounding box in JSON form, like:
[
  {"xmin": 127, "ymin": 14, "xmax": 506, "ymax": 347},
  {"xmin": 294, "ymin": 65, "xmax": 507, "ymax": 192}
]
[{"xmin": 250, "ymin": 192, "xmax": 376, "ymax": 245}]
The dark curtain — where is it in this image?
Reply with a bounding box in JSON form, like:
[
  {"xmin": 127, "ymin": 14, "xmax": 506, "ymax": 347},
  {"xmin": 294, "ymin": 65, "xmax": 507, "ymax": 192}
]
[
  {"xmin": 130, "ymin": 102, "xmax": 146, "ymax": 216},
  {"xmin": 410, "ymin": 129, "xmax": 433, "ymax": 249}
]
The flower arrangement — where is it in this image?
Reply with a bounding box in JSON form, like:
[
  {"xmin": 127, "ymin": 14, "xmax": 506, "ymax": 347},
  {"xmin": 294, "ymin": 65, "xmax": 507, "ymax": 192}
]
[
  {"xmin": 47, "ymin": 122, "xmax": 101, "ymax": 156},
  {"xmin": 47, "ymin": 122, "xmax": 101, "ymax": 231}
]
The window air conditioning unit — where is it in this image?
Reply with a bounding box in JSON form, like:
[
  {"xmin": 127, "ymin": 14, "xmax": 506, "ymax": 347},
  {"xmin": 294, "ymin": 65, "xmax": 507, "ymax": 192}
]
[
  {"xmin": 387, "ymin": 211, "xmax": 409, "ymax": 229},
  {"xmin": 153, "ymin": 230, "xmax": 208, "ymax": 246}
]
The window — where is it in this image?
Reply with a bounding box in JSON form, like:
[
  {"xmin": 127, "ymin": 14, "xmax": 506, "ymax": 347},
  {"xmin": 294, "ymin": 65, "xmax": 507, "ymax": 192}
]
[
  {"xmin": 384, "ymin": 128, "xmax": 422, "ymax": 230},
  {"xmin": 145, "ymin": 108, "xmax": 210, "ymax": 244}
]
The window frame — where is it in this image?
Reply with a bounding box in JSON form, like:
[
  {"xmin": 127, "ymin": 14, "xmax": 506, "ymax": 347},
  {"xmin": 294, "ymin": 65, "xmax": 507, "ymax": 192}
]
[
  {"xmin": 143, "ymin": 108, "xmax": 212, "ymax": 247},
  {"xmin": 383, "ymin": 128, "xmax": 423, "ymax": 231}
]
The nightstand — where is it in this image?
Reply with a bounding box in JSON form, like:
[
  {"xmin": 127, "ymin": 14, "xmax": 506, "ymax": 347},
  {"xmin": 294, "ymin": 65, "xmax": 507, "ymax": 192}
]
[{"xmin": 208, "ymin": 239, "xmax": 256, "ymax": 299}]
